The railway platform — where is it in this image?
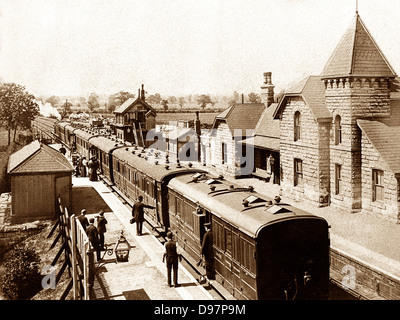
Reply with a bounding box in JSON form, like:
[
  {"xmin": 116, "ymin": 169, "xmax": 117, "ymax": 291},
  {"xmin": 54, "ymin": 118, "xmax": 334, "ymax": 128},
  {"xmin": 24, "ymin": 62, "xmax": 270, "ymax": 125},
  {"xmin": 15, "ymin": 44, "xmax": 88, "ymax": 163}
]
[{"xmin": 71, "ymin": 176, "xmax": 216, "ymax": 301}]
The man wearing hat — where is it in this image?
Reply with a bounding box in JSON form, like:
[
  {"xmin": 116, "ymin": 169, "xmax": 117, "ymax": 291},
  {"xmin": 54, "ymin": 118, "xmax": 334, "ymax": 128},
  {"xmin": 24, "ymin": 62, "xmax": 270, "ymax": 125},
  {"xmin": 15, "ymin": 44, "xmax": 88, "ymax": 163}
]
[
  {"xmin": 77, "ymin": 209, "xmax": 89, "ymax": 230},
  {"xmin": 86, "ymin": 217, "xmax": 101, "ymax": 261},
  {"xmin": 97, "ymin": 211, "xmax": 108, "ymax": 251},
  {"xmin": 132, "ymin": 195, "xmax": 155, "ymax": 236},
  {"xmin": 162, "ymin": 231, "xmax": 181, "ymax": 287},
  {"xmin": 201, "ymin": 222, "xmax": 215, "ymax": 285}
]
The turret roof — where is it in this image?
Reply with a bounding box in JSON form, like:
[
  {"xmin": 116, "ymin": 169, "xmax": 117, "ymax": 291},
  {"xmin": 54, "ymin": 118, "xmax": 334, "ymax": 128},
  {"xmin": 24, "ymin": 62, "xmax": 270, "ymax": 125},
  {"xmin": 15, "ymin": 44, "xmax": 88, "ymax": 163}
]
[{"xmin": 321, "ymin": 13, "xmax": 396, "ymax": 78}]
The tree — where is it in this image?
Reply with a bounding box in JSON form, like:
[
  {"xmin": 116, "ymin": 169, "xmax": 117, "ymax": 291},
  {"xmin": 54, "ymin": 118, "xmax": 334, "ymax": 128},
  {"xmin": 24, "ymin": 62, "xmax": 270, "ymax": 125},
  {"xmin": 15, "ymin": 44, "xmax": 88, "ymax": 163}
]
[
  {"xmin": 178, "ymin": 97, "xmax": 186, "ymax": 110},
  {"xmin": 161, "ymin": 99, "xmax": 169, "ymax": 111},
  {"xmin": 87, "ymin": 92, "xmax": 100, "ymax": 113},
  {"xmin": 0, "ymin": 83, "xmax": 39, "ymax": 145},
  {"xmin": 168, "ymin": 96, "xmax": 177, "ymax": 104},
  {"xmin": 229, "ymin": 91, "xmax": 240, "ymax": 105},
  {"xmin": 197, "ymin": 94, "xmax": 213, "ymax": 110},
  {"xmin": 147, "ymin": 93, "xmax": 162, "ymax": 105},
  {"xmin": 0, "ymin": 243, "xmax": 42, "ymax": 300},
  {"xmin": 113, "ymin": 91, "xmax": 135, "ymax": 106},
  {"xmin": 45, "ymin": 95, "xmax": 60, "ymax": 108},
  {"xmin": 248, "ymin": 92, "xmax": 261, "ymax": 103}
]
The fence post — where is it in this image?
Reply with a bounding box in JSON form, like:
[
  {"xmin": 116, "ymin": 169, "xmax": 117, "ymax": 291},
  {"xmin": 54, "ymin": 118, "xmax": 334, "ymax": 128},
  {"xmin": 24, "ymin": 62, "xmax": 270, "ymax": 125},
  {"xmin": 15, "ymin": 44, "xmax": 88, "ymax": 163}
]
[{"xmin": 70, "ymin": 214, "xmax": 79, "ymax": 300}]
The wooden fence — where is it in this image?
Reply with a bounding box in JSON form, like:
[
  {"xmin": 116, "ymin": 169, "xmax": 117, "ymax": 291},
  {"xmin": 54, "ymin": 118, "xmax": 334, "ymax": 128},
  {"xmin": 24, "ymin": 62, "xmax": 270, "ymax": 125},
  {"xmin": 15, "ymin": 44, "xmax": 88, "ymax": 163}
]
[{"xmin": 48, "ymin": 197, "xmax": 92, "ymax": 300}]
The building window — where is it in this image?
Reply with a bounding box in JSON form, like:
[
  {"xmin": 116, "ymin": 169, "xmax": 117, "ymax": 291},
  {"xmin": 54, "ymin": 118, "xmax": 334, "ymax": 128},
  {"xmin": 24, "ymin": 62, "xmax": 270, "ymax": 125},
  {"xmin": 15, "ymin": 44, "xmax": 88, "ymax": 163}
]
[
  {"xmin": 294, "ymin": 158, "xmax": 303, "ymax": 187},
  {"xmin": 222, "ymin": 142, "xmax": 228, "ymax": 164},
  {"xmin": 372, "ymin": 169, "xmax": 384, "ymax": 202},
  {"xmin": 294, "ymin": 111, "xmax": 301, "ymax": 141},
  {"xmin": 335, "ymin": 164, "xmax": 342, "ymax": 195},
  {"xmin": 335, "ymin": 115, "xmax": 342, "ymax": 145}
]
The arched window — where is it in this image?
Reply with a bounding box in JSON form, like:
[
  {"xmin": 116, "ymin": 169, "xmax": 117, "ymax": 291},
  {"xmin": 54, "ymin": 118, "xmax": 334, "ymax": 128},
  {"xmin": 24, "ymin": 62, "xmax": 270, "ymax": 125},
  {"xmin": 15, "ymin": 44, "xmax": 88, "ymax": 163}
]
[
  {"xmin": 294, "ymin": 111, "xmax": 301, "ymax": 141},
  {"xmin": 335, "ymin": 115, "xmax": 342, "ymax": 145}
]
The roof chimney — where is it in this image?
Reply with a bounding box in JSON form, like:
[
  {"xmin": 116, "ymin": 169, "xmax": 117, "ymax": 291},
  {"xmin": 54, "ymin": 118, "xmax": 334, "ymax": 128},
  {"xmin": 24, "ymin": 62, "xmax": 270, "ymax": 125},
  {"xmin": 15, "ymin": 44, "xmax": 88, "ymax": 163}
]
[
  {"xmin": 138, "ymin": 88, "xmax": 141, "ymax": 99},
  {"xmin": 141, "ymin": 84, "xmax": 145, "ymax": 101},
  {"xmin": 241, "ymin": 93, "xmax": 244, "ymax": 104},
  {"xmin": 261, "ymin": 72, "xmax": 275, "ymax": 107}
]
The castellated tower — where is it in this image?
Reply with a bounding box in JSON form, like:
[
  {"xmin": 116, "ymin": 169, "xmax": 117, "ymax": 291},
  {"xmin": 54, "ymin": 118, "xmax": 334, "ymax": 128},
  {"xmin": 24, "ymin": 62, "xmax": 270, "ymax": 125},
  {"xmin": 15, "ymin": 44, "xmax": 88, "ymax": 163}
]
[{"xmin": 320, "ymin": 13, "xmax": 397, "ymax": 211}]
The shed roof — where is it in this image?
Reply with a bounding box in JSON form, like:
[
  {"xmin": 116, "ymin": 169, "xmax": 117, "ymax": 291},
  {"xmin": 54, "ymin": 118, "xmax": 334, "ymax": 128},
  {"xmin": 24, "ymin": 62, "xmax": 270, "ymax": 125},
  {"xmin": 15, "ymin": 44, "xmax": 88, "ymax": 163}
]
[
  {"xmin": 8, "ymin": 140, "xmax": 74, "ymax": 174},
  {"xmin": 321, "ymin": 13, "xmax": 396, "ymax": 78}
]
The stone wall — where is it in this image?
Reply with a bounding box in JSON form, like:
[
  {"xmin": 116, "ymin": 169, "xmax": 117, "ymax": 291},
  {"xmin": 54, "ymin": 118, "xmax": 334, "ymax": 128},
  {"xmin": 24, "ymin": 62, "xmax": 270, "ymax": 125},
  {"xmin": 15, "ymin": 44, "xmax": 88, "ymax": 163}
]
[
  {"xmin": 360, "ymin": 132, "xmax": 399, "ymax": 223},
  {"xmin": 324, "ymin": 77, "xmax": 391, "ymax": 212},
  {"xmin": 280, "ymin": 97, "xmax": 330, "ymax": 205}
]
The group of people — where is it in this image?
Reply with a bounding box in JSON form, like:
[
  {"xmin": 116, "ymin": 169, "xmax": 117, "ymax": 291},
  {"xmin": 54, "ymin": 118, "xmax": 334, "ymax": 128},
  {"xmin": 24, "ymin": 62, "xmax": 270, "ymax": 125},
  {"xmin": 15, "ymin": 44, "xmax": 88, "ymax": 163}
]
[
  {"xmin": 73, "ymin": 155, "xmax": 99, "ymax": 181},
  {"xmin": 77, "ymin": 209, "xmax": 108, "ymax": 261}
]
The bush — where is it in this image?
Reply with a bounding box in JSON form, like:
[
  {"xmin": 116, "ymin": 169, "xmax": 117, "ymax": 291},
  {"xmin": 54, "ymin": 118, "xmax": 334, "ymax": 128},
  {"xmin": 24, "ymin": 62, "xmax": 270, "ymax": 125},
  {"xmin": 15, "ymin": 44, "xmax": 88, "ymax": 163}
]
[{"xmin": 0, "ymin": 243, "xmax": 42, "ymax": 300}]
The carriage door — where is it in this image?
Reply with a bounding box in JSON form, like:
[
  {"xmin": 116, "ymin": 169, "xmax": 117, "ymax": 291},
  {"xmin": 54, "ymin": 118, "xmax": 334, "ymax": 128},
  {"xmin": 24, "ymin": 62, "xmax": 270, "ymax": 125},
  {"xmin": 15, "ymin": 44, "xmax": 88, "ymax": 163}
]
[
  {"xmin": 231, "ymin": 228, "xmax": 241, "ymax": 296},
  {"xmin": 224, "ymin": 224, "xmax": 234, "ymax": 291}
]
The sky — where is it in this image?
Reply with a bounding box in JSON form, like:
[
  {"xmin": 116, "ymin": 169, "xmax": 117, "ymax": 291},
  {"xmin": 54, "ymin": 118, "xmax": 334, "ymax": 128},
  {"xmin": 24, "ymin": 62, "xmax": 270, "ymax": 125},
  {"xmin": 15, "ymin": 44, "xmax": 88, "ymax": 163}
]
[{"xmin": 0, "ymin": 0, "xmax": 400, "ymax": 98}]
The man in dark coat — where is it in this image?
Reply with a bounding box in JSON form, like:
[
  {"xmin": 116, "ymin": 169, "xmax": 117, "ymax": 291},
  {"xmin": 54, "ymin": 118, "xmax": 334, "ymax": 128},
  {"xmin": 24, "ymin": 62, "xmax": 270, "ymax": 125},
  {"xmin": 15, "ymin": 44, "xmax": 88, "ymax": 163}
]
[
  {"xmin": 162, "ymin": 231, "xmax": 181, "ymax": 287},
  {"xmin": 86, "ymin": 218, "xmax": 101, "ymax": 261},
  {"xmin": 132, "ymin": 195, "xmax": 155, "ymax": 236},
  {"xmin": 97, "ymin": 211, "xmax": 108, "ymax": 251},
  {"xmin": 201, "ymin": 222, "xmax": 215, "ymax": 283},
  {"xmin": 77, "ymin": 209, "xmax": 89, "ymax": 230}
]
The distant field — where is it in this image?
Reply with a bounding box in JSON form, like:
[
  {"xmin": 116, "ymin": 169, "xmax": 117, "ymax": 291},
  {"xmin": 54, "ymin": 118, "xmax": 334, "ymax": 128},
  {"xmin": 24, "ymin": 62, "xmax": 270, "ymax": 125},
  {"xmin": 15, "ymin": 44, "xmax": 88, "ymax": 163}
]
[{"xmin": 156, "ymin": 112, "xmax": 218, "ymax": 125}]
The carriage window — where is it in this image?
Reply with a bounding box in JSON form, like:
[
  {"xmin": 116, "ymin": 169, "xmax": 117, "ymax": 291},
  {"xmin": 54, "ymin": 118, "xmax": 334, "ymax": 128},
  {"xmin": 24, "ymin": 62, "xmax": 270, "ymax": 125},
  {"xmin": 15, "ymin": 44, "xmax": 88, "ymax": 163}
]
[
  {"xmin": 169, "ymin": 192, "xmax": 177, "ymax": 214},
  {"xmin": 225, "ymin": 228, "xmax": 232, "ymax": 256},
  {"xmin": 242, "ymin": 239, "xmax": 255, "ymax": 273},
  {"xmin": 232, "ymin": 231, "xmax": 240, "ymax": 262}
]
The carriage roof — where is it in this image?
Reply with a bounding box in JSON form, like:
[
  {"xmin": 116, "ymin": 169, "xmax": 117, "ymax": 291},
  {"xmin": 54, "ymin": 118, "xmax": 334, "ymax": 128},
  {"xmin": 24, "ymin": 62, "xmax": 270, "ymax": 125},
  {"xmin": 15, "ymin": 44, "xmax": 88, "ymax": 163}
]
[
  {"xmin": 111, "ymin": 146, "xmax": 206, "ymax": 182},
  {"xmin": 168, "ymin": 173, "xmax": 326, "ymax": 238}
]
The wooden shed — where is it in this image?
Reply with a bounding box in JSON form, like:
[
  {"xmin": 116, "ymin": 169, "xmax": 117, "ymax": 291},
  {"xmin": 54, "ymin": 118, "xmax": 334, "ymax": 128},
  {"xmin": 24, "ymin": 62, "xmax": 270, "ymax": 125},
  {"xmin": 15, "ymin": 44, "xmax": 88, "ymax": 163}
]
[{"xmin": 7, "ymin": 140, "xmax": 74, "ymax": 224}]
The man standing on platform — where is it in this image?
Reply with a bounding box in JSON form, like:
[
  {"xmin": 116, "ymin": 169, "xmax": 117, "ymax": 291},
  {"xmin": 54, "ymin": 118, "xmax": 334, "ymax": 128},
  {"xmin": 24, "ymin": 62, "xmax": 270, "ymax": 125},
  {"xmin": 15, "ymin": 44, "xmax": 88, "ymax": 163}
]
[
  {"xmin": 86, "ymin": 218, "xmax": 101, "ymax": 261},
  {"xmin": 77, "ymin": 209, "xmax": 89, "ymax": 230},
  {"xmin": 132, "ymin": 195, "xmax": 155, "ymax": 236},
  {"xmin": 97, "ymin": 211, "xmax": 107, "ymax": 251},
  {"xmin": 163, "ymin": 231, "xmax": 181, "ymax": 288}
]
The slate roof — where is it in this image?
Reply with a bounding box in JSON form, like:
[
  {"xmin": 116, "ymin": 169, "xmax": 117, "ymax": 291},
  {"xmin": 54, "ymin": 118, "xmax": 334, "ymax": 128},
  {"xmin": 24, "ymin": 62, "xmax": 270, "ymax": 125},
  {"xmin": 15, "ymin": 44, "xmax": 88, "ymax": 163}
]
[
  {"xmin": 321, "ymin": 13, "xmax": 396, "ymax": 78},
  {"xmin": 114, "ymin": 97, "xmax": 156, "ymax": 114},
  {"xmin": 239, "ymin": 103, "xmax": 280, "ymax": 151},
  {"xmin": 274, "ymin": 76, "xmax": 331, "ymax": 121},
  {"xmin": 212, "ymin": 103, "xmax": 266, "ymax": 136},
  {"xmin": 8, "ymin": 140, "xmax": 74, "ymax": 174},
  {"xmin": 357, "ymin": 119, "xmax": 400, "ymax": 174}
]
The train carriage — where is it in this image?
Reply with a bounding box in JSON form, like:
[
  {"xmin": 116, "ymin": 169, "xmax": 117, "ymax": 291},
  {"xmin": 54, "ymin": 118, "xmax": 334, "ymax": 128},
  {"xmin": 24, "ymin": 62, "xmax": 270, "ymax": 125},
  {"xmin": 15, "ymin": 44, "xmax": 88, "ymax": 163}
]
[
  {"xmin": 89, "ymin": 136, "xmax": 126, "ymax": 184},
  {"xmin": 32, "ymin": 116, "xmax": 58, "ymax": 144},
  {"xmin": 167, "ymin": 173, "xmax": 330, "ymax": 300},
  {"xmin": 111, "ymin": 146, "xmax": 206, "ymax": 231},
  {"xmin": 73, "ymin": 128, "xmax": 100, "ymax": 160},
  {"xmin": 54, "ymin": 121, "xmax": 70, "ymax": 145}
]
